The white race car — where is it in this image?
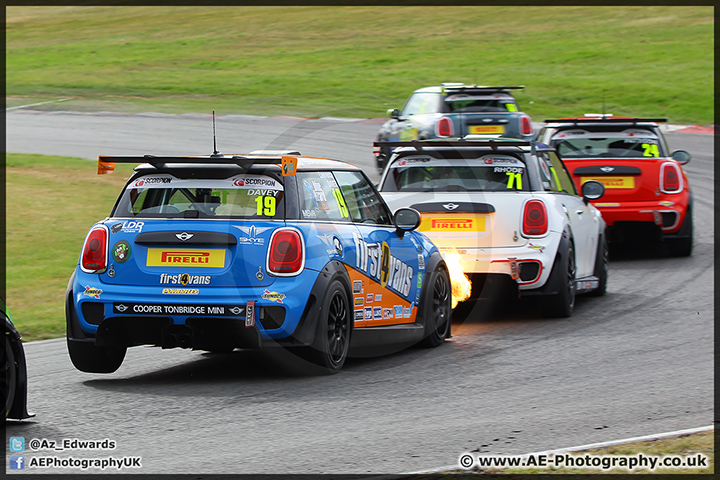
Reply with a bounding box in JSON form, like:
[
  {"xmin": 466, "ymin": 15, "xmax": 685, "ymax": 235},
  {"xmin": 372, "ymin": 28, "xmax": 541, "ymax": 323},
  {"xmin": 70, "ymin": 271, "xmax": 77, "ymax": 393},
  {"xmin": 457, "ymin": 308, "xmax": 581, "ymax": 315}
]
[{"xmin": 377, "ymin": 139, "xmax": 608, "ymax": 317}]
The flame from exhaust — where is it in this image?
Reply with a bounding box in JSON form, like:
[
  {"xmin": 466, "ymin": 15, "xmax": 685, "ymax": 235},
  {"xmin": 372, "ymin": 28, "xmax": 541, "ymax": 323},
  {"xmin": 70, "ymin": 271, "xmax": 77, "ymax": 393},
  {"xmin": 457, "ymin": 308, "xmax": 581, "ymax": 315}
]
[{"xmin": 441, "ymin": 249, "xmax": 472, "ymax": 309}]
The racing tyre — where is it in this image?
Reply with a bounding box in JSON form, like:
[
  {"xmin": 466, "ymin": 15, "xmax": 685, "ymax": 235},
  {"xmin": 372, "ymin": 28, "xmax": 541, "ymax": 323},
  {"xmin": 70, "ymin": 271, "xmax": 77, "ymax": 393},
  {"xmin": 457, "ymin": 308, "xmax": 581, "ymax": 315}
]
[
  {"xmin": 667, "ymin": 209, "xmax": 693, "ymax": 257},
  {"xmin": 305, "ymin": 280, "xmax": 352, "ymax": 373},
  {"xmin": 67, "ymin": 339, "xmax": 126, "ymax": 373},
  {"xmin": 545, "ymin": 239, "xmax": 576, "ymax": 318},
  {"xmin": 588, "ymin": 232, "xmax": 608, "ymax": 297},
  {"xmin": 3, "ymin": 336, "xmax": 17, "ymax": 418},
  {"xmin": 419, "ymin": 265, "xmax": 452, "ymax": 348}
]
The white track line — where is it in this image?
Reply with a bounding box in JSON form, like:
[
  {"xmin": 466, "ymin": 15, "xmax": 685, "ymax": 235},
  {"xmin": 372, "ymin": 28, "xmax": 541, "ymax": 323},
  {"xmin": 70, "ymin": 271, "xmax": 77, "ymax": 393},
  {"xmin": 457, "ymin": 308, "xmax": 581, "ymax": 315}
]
[
  {"xmin": 6, "ymin": 98, "xmax": 72, "ymax": 110},
  {"xmin": 405, "ymin": 424, "xmax": 715, "ymax": 475}
]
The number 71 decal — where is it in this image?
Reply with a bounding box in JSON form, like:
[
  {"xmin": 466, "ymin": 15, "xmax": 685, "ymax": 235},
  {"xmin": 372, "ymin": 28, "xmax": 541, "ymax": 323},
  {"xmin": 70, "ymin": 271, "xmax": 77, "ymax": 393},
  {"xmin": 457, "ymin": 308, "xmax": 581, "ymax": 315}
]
[{"xmin": 506, "ymin": 172, "xmax": 523, "ymax": 189}]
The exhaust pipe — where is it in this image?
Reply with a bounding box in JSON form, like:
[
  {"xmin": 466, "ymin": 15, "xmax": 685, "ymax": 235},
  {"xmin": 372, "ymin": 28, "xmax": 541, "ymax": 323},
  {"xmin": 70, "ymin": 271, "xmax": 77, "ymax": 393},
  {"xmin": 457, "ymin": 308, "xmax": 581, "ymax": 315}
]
[
  {"xmin": 178, "ymin": 333, "xmax": 193, "ymax": 349},
  {"xmin": 162, "ymin": 332, "xmax": 179, "ymax": 349}
]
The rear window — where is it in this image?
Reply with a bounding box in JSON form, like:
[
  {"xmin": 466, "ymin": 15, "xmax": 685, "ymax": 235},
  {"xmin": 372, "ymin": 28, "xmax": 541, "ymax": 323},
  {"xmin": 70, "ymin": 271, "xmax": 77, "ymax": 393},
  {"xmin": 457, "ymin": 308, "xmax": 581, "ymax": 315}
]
[
  {"xmin": 113, "ymin": 174, "xmax": 285, "ymax": 219},
  {"xmin": 445, "ymin": 96, "xmax": 518, "ymax": 113},
  {"xmin": 551, "ymin": 128, "xmax": 665, "ymax": 158},
  {"xmin": 382, "ymin": 154, "xmax": 528, "ymax": 193}
]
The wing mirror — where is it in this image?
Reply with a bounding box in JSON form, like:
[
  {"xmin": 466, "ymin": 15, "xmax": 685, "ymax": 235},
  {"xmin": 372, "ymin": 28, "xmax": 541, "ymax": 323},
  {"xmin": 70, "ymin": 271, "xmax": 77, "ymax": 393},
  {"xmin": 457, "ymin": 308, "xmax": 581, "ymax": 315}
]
[
  {"xmin": 388, "ymin": 108, "xmax": 400, "ymax": 120},
  {"xmin": 581, "ymin": 180, "xmax": 605, "ymax": 205},
  {"xmin": 671, "ymin": 149, "xmax": 691, "ymax": 165},
  {"xmin": 394, "ymin": 208, "xmax": 421, "ymax": 238}
]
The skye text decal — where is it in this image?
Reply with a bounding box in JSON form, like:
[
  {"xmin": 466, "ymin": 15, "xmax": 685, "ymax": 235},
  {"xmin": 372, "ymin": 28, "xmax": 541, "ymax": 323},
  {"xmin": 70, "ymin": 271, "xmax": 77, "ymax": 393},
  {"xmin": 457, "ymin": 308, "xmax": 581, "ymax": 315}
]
[{"xmin": 353, "ymin": 234, "xmax": 413, "ymax": 298}]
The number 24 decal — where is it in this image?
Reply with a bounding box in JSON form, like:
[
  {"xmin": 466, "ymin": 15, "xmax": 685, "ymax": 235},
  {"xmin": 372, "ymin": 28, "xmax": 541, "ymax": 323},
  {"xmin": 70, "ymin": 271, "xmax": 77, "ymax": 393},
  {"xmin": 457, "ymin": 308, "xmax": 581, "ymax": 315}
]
[{"xmin": 642, "ymin": 143, "xmax": 659, "ymax": 157}]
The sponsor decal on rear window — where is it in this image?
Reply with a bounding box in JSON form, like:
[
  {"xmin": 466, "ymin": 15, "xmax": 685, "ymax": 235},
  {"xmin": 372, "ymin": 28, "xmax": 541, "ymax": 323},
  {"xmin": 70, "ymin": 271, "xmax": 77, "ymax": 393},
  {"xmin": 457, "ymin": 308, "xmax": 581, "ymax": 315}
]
[
  {"xmin": 131, "ymin": 174, "xmax": 283, "ymax": 190},
  {"xmin": 481, "ymin": 155, "xmax": 525, "ymax": 166}
]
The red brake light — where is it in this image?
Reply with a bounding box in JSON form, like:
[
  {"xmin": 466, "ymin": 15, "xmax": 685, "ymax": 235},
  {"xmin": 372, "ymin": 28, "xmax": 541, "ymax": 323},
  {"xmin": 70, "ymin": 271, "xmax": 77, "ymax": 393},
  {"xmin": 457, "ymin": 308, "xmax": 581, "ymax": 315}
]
[
  {"xmin": 522, "ymin": 200, "xmax": 548, "ymax": 236},
  {"xmin": 81, "ymin": 226, "xmax": 108, "ymax": 272},
  {"xmin": 436, "ymin": 117, "xmax": 454, "ymax": 137},
  {"xmin": 660, "ymin": 163, "xmax": 682, "ymax": 193},
  {"xmin": 520, "ymin": 115, "xmax": 533, "ymax": 136},
  {"xmin": 267, "ymin": 229, "xmax": 304, "ymax": 275}
]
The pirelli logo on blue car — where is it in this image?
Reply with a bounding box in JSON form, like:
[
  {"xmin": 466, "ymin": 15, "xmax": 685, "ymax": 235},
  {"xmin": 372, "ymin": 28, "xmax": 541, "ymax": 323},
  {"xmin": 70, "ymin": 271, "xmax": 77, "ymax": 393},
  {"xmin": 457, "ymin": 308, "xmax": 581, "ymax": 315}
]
[
  {"xmin": 147, "ymin": 249, "xmax": 225, "ymax": 268},
  {"xmin": 353, "ymin": 233, "xmax": 413, "ymax": 298}
]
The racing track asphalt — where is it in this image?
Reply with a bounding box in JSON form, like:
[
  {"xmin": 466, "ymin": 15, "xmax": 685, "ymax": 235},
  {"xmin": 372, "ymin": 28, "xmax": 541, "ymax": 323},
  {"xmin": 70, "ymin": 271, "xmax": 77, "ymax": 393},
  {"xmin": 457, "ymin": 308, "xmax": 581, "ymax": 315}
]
[{"xmin": 4, "ymin": 110, "xmax": 714, "ymax": 475}]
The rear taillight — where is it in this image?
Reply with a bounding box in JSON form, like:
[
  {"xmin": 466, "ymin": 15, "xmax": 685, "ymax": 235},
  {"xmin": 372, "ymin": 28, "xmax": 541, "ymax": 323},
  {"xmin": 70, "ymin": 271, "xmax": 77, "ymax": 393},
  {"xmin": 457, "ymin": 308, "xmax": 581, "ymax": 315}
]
[
  {"xmin": 435, "ymin": 117, "xmax": 454, "ymax": 137},
  {"xmin": 660, "ymin": 162, "xmax": 682, "ymax": 193},
  {"xmin": 520, "ymin": 115, "xmax": 533, "ymax": 136},
  {"xmin": 267, "ymin": 229, "xmax": 305, "ymax": 275},
  {"xmin": 81, "ymin": 225, "xmax": 108, "ymax": 272},
  {"xmin": 522, "ymin": 200, "xmax": 548, "ymax": 236}
]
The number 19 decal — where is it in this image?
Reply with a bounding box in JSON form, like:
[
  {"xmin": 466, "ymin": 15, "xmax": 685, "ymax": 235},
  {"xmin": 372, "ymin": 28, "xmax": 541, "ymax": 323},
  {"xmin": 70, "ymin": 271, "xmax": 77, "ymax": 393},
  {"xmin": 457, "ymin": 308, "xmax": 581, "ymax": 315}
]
[{"xmin": 255, "ymin": 196, "xmax": 276, "ymax": 216}]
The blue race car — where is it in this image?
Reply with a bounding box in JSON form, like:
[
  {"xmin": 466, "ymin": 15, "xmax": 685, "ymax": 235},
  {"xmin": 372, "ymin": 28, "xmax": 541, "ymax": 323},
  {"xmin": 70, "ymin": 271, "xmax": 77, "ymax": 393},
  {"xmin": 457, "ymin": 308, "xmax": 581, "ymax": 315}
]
[{"xmin": 66, "ymin": 152, "xmax": 451, "ymax": 373}]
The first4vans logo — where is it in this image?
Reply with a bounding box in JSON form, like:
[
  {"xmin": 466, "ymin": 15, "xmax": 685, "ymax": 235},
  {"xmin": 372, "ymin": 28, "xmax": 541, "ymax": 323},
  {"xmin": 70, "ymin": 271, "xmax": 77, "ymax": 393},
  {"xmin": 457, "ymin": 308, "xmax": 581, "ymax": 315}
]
[
  {"xmin": 353, "ymin": 234, "xmax": 414, "ymax": 298},
  {"xmin": 160, "ymin": 273, "xmax": 211, "ymax": 285}
]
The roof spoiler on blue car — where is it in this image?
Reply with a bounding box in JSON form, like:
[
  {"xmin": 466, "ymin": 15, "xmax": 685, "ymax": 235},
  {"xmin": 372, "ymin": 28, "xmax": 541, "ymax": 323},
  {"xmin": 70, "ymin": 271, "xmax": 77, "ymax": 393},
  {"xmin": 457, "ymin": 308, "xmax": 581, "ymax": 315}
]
[{"xmin": 96, "ymin": 154, "xmax": 293, "ymax": 175}]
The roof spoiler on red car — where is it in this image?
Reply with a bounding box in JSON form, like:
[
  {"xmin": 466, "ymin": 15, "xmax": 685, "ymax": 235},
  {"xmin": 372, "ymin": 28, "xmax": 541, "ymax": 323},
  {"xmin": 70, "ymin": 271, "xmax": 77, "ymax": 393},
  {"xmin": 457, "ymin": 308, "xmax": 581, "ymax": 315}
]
[
  {"xmin": 543, "ymin": 117, "xmax": 668, "ymax": 125},
  {"xmin": 96, "ymin": 154, "xmax": 296, "ymax": 175}
]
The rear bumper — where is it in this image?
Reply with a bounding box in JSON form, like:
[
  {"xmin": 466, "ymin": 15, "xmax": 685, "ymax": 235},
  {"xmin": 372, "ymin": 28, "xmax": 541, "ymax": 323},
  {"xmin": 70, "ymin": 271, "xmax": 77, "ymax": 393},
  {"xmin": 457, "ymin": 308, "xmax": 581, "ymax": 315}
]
[
  {"xmin": 436, "ymin": 234, "xmax": 560, "ymax": 291},
  {"xmin": 68, "ymin": 268, "xmax": 321, "ymax": 346},
  {"xmin": 595, "ymin": 200, "xmax": 688, "ymax": 234}
]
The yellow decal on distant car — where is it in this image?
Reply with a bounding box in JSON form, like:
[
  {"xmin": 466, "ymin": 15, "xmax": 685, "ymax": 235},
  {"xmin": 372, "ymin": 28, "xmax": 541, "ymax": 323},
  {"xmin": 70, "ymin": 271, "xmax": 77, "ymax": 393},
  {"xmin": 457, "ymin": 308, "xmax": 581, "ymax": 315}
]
[
  {"xmin": 469, "ymin": 125, "xmax": 505, "ymax": 134},
  {"xmin": 642, "ymin": 143, "xmax": 660, "ymax": 157}
]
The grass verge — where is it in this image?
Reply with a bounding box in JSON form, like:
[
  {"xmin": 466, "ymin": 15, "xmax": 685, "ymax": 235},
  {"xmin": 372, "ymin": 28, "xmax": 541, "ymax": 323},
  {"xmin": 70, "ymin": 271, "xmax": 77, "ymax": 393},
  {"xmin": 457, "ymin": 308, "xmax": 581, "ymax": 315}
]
[
  {"xmin": 5, "ymin": 154, "xmax": 135, "ymax": 340},
  {"xmin": 6, "ymin": 6, "xmax": 714, "ymax": 124}
]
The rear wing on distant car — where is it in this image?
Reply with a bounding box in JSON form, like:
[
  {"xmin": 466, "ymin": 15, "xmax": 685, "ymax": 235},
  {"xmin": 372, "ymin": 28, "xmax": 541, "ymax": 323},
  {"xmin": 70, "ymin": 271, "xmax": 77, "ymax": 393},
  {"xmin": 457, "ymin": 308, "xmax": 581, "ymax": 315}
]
[
  {"xmin": 374, "ymin": 138, "xmax": 543, "ymax": 154},
  {"xmin": 544, "ymin": 117, "xmax": 668, "ymax": 126},
  {"xmin": 96, "ymin": 154, "xmax": 300, "ymax": 177},
  {"xmin": 442, "ymin": 85, "xmax": 524, "ymax": 96}
]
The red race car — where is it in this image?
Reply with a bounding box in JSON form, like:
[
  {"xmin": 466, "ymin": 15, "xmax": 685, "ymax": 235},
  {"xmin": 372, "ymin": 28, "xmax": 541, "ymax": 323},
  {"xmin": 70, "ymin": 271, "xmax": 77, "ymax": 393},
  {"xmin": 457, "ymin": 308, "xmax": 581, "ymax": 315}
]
[{"xmin": 537, "ymin": 115, "xmax": 692, "ymax": 256}]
